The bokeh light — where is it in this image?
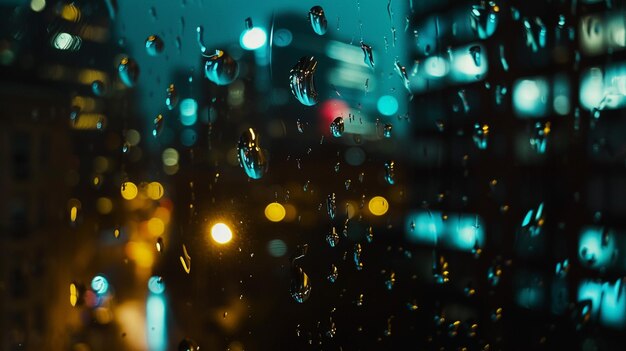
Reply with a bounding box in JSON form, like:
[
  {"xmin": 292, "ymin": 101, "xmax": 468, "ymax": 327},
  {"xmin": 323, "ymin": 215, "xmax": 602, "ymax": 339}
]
[
  {"xmin": 264, "ymin": 202, "xmax": 286, "ymax": 222},
  {"xmin": 368, "ymin": 196, "xmax": 389, "ymax": 216},
  {"xmin": 211, "ymin": 223, "xmax": 233, "ymax": 244}
]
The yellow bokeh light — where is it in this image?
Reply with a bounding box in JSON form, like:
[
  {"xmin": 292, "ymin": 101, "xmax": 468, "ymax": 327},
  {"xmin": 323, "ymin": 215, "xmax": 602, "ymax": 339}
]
[
  {"xmin": 264, "ymin": 202, "xmax": 286, "ymax": 222},
  {"xmin": 126, "ymin": 242, "xmax": 154, "ymax": 268},
  {"xmin": 70, "ymin": 206, "xmax": 78, "ymax": 222},
  {"xmin": 147, "ymin": 218, "xmax": 165, "ymax": 236},
  {"xmin": 146, "ymin": 182, "xmax": 164, "ymax": 200},
  {"xmin": 96, "ymin": 197, "xmax": 113, "ymax": 214},
  {"xmin": 211, "ymin": 223, "xmax": 233, "ymax": 244},
  {"xmin": 121, "ymin": 182, "xmax": 138, "ymax": 200},
  {"xmin": 368, "ymin": 196, "xmax": 389, "ymax": 216},
  {"xmin": 69, "ymin": 283, "xmax": 78, "ymax": 307}
]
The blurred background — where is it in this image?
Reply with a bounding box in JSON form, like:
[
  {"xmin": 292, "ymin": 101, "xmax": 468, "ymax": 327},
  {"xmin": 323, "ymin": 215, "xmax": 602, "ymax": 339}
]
[{"xmin": 1, "ymin": 0, "xmax": 626, "ymax": 350}]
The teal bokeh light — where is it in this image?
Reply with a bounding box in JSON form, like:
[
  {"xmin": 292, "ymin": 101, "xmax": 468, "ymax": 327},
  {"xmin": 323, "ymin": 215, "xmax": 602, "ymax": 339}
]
[{"xmin": 377, "ymin": 95, "xmax": 399, "ymax": 116}]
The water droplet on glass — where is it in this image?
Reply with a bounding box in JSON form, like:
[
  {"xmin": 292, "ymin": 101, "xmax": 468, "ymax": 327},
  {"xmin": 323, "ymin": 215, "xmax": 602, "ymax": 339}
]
[
  {"xmin": 69, "ymin": 105, "xmax": 80, "ymax": 125},
  {"xmin": 487, "ymin": 264, "xmax": 502, "ymax": 287},
  {"xmin": 179, "ymin": 244, "xmax": 191, "ymax": 274},
  {"xmin": 334, "ymin": 162, "xmax": 340, "ymax": 173},
  {"xmin": 178, "ymin": 338, "xmax": 200, "ymax": 351},
  {"xmin": 327, "ymin": 193, "xmax": 336, "ymax": 219},
  {"xmin": 384, "ymin": 161, "xmax": 395, "ymax": 185},
  {"xmin": 385, "ymin": 271, "xmax": 396, "ymax": 290},
  {"xmin": 148, "ymin": 6, "xmax": 157, "ymax": 20},
  {"xmin": 118, "ymin": 57, "xmax": 139, "ymax": 88},
  {"xmin": 383, "ymin": 123, "xmax": 392, "ymax": 138},
  {"xmin": 309, "ymin": 6, "xmax": 328, "ymax": 35},
  {"xmin": 457, "ymin": 89, "xmax": 470, "ymax": 113},
  {"xmin": 523, "ymin": 17, "xmax": 547, "ymax": 52},
  {"xmin": 344, "ymin": 179, "xmax": 351, "ymax": 190},
  {"xmin": 204, "ymin": 50, "xmax": 239, "ymax": 85},
  {"xmin": 354, "ymin": 243, "xmax": 364, "ymax": 270},
  {"xmin": 327, "ymin": 264, "xmax": 338, "ymax": 283},
  {"xmin": 237, "ymin": 128, "xmax": 269, "ymax": 180},
  {"xmin": 326, "ymin": 227, "xmax": 340, "ymax": 247},
  {"xmin": 290, "ymin": 245, "xmax": 312, "ymax": 303},
  {"xmin": 472, "ymin": 123, "xmax": 489, "ymax": 150},
  {"xmin": 470, "ymin": 2, "xmax": 499, "ymax": 39},
  {"xmin": 360, "ymin": 41, "xmax": 374, "ymax": 68},
  {"xmin": 303, "ymin": 180, "xmax": 310, "ymax": 192},
  {"xmin": 153, "ymin": 114, "xmax": 164, "ymax": 137},
  {"xmin": 366, "ymin": 226, "xmax": 374, "ymax": 243},
  {"xmin": 394, "ymin": 59, "xmax": 411, "ymax": 92},
  {"xmin": 91, "ymin": 80, "xmax": 105, "ymax": 96},
  {"xmin": 469, "ymin": 45, "xmax": 481, "ymax": 66},
  {"xmin": 145, "ymin": 35, "xmax": 164, "ymax": 56},
  {"xmin": 297, "ymin": 119, "xmax": 304, "ymax": 133},
  {"xmin": 555, "ymin": 259, "xmax": 569, "ymax": 278},
  {"xmin": 572, "ymin": 299, "xmax": 592, "ymax": 330},
  {"xmin": 432, "ymin": 251, "xmax": 450, "ymax": 284},
  {"xmin": 165, "ymin": 84, "xmax": 179, "ymax": 110},
  {"xmin": 156, "ymin": 237, "xmax": 164, "ymax": 253},
  {"xmin": 289, "ymin": 56, "xmax": 318, "ymax": 106},
  {"xmin": 530, "ymin": 121, "xmax": 550, "ymax": 154}
]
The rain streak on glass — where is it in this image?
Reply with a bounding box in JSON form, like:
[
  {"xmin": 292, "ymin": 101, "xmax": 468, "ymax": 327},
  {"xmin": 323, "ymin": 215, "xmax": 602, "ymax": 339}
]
[
  {"xmin": 237, "ymin": 128, "xmax": 269, "ymax": 180},
  {"xmin": 469, "ymin": 45, "xmax": 481, "ymax": 66},
  {"xmin": 152, "ymin": 114, "xmax": 164, "ymax": 137},
  {"xmin": 394, "ymin": 59, "xmax": 411, "ymax": 92},
  {"xmin": 118, "ymin": 57, "xmax": 139, "ymax": 88},
  {"xmin": 327, "ymin": 193, "xmax": 336, "ymax": 219},
  {"xmin": 91, "ymin": 80, "xmax": 105, "ymax": 96},
  {"xmin": 360, "ymin": 41, "xmax": 375, "ymax": 68},
  {"xmin": 145, "ymin": 35, "xmax": 164, "ymax": 56},
  {"xmin": 326, "ymin": 227, "xmax": 340, "ymax": 247},
  {"xmin": 178, "ymin": 338, "xmax": 200, "ymax": 351},
  {"xmin": 309, "ymin": 6, "xmax": 328, "ymax": 35},
  {"xmin": 204, "ymin": 50, "xmax": 239, "ymax": 85},
  {"xmin": 327, "ymin": 264, "xmax": 338, "ymax": 283},
  {"xmin": 354, "ymin": 243, "xmax": 364, "ymax": 270},
  {"xmin": 472, "ymin": 123, "xmax": 489, "ymax": 149},
  {"xmin": 330, "ymin": 117, "xmax": 344, "ymax": 137},
  {"xmin": 383, "ymin": 123, "xmax": 392, "ymax": 138},
  {"xmin": 385, "ymin": 271, "xmax": 396, "ymax": 290},
  {"xmin": 384, "ymin": 161, "xmax": 395, "ymax": 185},
  {"xmin": 165, "ymin": 84, "xmax": 179, "ymax": 110},
  {"xmin": 289, "ymin": 56, "xmax": 319, "ymax": 106},
  {"xmin": 470, "ymin": 2, "xmax": 500, "ymax": 39},
  {"xmin": 290, "ymin": 245, "xmax": 312, "ymax": 303}
]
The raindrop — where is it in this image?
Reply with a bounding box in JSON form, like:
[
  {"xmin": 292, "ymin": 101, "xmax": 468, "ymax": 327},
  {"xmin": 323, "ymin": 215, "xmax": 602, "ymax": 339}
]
[
  {"xmin": 290, "ymin": 245, "xmax": 312, "ymax": 303},
  {"xmin": 91, "ymin": 80, "xmax": 105, "ymax": 96},
  {"xmin": 530, "ymin": 121, "xmax": 550, "ymax": 154},
  {"xmin": 327, "ymin": 193, "xmax": 336, "ymax": 219},
  {"xmin": 204, "ymin": 50, "xmax": 239, "ymax": 85},
  {"xmin": 499, "ymin": 44, "xmax": 509, "ymax": 71},
  {"xmin": 385, "ymin": 271, "xmax": 396, "ymax": 290},
  {"xmin": 360, "ymin": 41, "xmax": 374, "ymax": 68},
  {"xmin": 326, "ymin": 227, "xmax": 340, "ymax": 247},
  {"xmin": 432, "ymin": 251, "xmax": 450, "ymax": 284},
  {"xmin": 384, "ymin": 161, "xmax": 395, "ymax": 185},
  {"xmin": 156, "ymin": 237, "xmax": 164, "ymax": 253},
  {"xmin": 165, "ymin": 84, "xmax": 178, "ymax": 110},
  {"xmin": 383, "ymin": 123, "xmax": 392, "ymax": 138},
  {"xmin": 472, "ymin": 123, "xmax": 489, "ymax": 150},
  {"xmin": 334, "ymin": 162, "xmax": 340, "ymax": 173},
  {"xmin": 366, "ymin": 226, "xmax": 374, "ymax": 243},
  {"xmin": 289, "ymin": 56, "xmax": 318, "ymax": 106},
  {"xmin": 237, "ymin": 128, "xmax": 269, "ymax": 180},
  {"xmin": 358, "ymin": 172, "xmax": 365, "ymax": 183},
  {"xmin": 572, "ymin": 300, "xmax": 592, "ymax": 330},
  {"xmin": 393, "ymin": 59, "xmax": 411, "ymax": 92},
  {"xmin": 555, "ymin": 259, "xmax": 569, "ymax": 278},
  {"xmin": 179, "ymin": 244, "xmax": 191, "ymax": 274},
  {"xmin": 178, "ymin": 338, "xmax": 200, "ymax": 351},
  {"xmin": 354, "ymin": 243, "xmax": 364, "ymax": 270},
  {"xmin": 457, "ymin": 89, "xmax": 470, "ymax": 113},
  {"xmin": 196, "ymin": 26, "xmax": 207, "ymax": 54},
  {"xmin": 145, "ymin": 35, "xmax": 164, "ymax": 56},
  {"xmin": 153, "ymin": 114, "xmax": 164, "ymax": 137},
  {"xmin": 69, "ymin": 105, "xmax": 80, "ymax": 125},
  {"xmin": 309, "ymin": 6, "xmax": 328, "ymax": 35},
  {"xmin": 245, "ymin": 17, "xmax": 253, "ymax": 30},
  {"xmin": 470, "ymin": 2, "xmax": 499, "ymax": 39},
  {"xmin": 327, "ymin": 264, "xmax": 338, "ymax": 283},
  {"xmin": 356, "ymin": 293, "xmax": 364, "ymax": 306},
  {"xmin": 118, "ymin": 57, "xmax": 139, "ymax": 88},
  {"xmin": 487, "ymin": 264, "xmax": 502, "ymax": 287},
  {"xmin": 303, "ymin": 180, "xmax": 310, "ymax": 192},
  {"xmin": 523, "ymin": 17, "xmax": 547, "ymax": 52},
  {"xmin": 330, "ymin": 117, "xmax": 344, "ymax": 137},
  {"xmin": 297, "ymin": 119, "xmax": 304, "ymax": 133},
  {"xmin": 344, "ymin": 179, "xmax": 351, "ymax": 190},
  {"xmin": 469, "ymin": 45, "xmax": 481, "ymax": 66}
]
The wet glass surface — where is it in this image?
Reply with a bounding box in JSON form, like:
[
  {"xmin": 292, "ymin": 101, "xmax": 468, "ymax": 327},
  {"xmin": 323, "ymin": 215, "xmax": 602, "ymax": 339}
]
[{"xmin": 1, "ymin": 0, "xmax": 626, "ymax": 350}]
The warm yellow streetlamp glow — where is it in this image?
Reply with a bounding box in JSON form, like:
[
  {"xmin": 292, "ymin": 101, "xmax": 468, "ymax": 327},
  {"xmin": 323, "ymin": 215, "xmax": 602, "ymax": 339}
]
[{"xmin": 211, "ymin": 223, "xmax": 233, "ymax": 244}]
